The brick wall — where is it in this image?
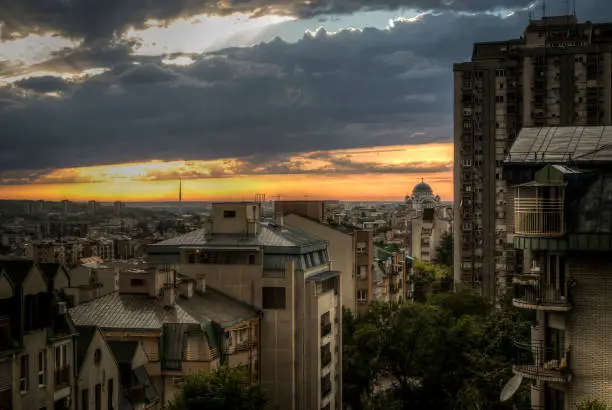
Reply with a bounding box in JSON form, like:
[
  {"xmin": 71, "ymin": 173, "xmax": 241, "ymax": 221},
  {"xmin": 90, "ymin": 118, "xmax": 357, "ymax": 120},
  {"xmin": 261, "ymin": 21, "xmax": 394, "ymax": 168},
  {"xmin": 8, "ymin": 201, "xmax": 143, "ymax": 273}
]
[{"xmin": 565, "ymin": 253, "xmax": 612, "ymax": 406}]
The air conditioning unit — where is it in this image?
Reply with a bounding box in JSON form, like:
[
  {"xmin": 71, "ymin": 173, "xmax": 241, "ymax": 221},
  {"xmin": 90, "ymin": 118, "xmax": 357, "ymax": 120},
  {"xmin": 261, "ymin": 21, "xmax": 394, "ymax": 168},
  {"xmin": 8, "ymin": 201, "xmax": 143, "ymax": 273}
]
[{"xmin": 57, "ymin": 302, "xmax": 67, "ymax": 315}]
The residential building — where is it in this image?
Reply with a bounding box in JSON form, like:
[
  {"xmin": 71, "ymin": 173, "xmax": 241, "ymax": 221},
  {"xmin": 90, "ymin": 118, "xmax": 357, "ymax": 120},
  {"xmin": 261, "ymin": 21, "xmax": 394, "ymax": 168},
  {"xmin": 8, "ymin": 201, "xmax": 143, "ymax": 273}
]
[
  {"xmin": 26, "ymin": 240, "xmax": 84, "ymax": 267},
  {"xmin": 69, "ymin": 265, "xmax": 262, "ymax": 407},
  {"xmin": 87, "ymin": 200, "xmax": 98, "ymax": 216},
  {"xmin": 453, "ymin": 15, "xmax": 612, "ymax": 300},
  {"xmin": 274, "ymin": 200, "xmax": 328, "ymax": 222},
  {"xmin": 107, "ymin": 340, "xmax": 159, "ymax": 410},
  {"xmin": 114, "ymin": 202, "xmax": 125, "ymax": 218},
  {"xmin": 75, "ymin": 325, "xmax": 120, "ymax": 410},
  {"xmin": 504, "ymin": 126, "xmax": 612, "ymax": 408},
  {"xmin": 409, "ymin": 206, "xmax": 453, "ymax": 262},
  {"xmin": 282, "ymin": 213, "xmax": 357, "ymax": 312},
  {"xmin": 146, "ymin": 202, "xmax": 342, "ymax": 410},
  {"xmin": 0, "ymin": 260, "xmax": 76, "ymax": 410}
]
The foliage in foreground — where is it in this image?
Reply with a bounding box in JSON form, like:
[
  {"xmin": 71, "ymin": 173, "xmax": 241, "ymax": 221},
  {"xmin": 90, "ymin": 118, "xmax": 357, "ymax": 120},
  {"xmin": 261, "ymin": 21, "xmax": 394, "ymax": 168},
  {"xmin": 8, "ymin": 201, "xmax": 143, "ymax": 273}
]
[
  {"xmin": 167, "ymin": 365, "xmax": 267, "ymax": 410},
  {"xmin": 576, "ymin": 400, "xmax": 609, "ymax": 410},
  {"xmin": 343, "ymin": 291, "xmax": 532, "ymax": 410}
]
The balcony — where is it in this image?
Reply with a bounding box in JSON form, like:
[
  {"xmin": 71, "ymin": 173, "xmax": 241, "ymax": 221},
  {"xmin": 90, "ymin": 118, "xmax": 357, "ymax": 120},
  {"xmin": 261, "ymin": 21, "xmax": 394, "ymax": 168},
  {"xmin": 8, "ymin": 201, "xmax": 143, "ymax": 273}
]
[
  {"xmin": 129, "ymin": 385, "xmax": 146, "ymax": 404},
  {"xmin": 54, "ymin": 366, "xmax": 71, "ymax": 390},
  {"xmin": 321, "ymin": 323, "xmax": 332, "ymax": 338},
  {"xmin": 514, "ymin": 185, "xmax": 564, "ymax": 237},
  {"xmin": 513, "ymin": 340, "xmax": 572, "ymax": 383},
  {"xmin": 512, "ymin": 276, "xmax": 571, "ymax": 311}
]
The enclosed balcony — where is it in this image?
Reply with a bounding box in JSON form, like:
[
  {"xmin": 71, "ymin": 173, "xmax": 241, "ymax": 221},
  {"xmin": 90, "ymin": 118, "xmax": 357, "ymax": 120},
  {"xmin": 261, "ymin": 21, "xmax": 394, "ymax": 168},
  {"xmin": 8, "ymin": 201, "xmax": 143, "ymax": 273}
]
[
  {"xmin": 513, "ymin": 339, "xmax": 571, "ymax": 383},
  {"xmin": 515, "ymin": 184, "xmax": 565, "ymax": 237}
]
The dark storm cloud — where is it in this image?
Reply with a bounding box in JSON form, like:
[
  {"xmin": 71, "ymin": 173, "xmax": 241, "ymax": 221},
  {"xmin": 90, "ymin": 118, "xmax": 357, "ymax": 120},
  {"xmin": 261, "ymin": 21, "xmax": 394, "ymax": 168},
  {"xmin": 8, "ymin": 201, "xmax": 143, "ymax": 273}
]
[
  {"xmin": 14, "ymin": 76, "xmax": 73, "ymax": 93},
  {"xmin": 1, "ymin": 0, "xmax": 611, "ymax": 175},
  {"xmin": 0, "ymin": 0, "xmax": 531, "ymax": 41}
]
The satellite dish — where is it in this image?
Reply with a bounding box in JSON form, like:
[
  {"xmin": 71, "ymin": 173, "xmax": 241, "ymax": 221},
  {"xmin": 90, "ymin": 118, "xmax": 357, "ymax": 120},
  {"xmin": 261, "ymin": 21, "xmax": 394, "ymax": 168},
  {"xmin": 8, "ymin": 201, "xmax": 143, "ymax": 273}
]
[{"xmin": 500, "ymin": 374, "xmax": 523, "ymax": 402}]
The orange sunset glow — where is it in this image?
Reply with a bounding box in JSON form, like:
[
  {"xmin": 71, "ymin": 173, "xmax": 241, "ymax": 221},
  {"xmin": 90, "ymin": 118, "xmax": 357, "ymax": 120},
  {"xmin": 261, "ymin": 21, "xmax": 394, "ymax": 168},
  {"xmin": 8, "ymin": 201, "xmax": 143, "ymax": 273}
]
[{"xmin": 0, "ymin": 143, "xmax": 453, "ymax": 201}]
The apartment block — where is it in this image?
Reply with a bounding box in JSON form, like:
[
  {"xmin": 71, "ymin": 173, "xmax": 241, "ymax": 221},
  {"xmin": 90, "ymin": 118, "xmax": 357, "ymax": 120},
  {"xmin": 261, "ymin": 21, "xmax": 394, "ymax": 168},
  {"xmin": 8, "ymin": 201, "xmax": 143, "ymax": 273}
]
[
  {"xmin": 454, "ymin": 15, "xmax": 612, "ymax": 299},
  {"xmin": 409, "ymin": 206, "xmax": 453, "ymax": 263},
  {"xmin": 146, "ymin": 202, "xmax": 343, "ymax": 410},
  {"xmin": 0, "ymin": 260, "xmax": 76, "ymax": 410},
  {"xmin": 505, "ymin": 126, "xmax": 612, "ymax": 408},
  {"xmin": 69, "ymin": 266, "xmax": 261, "ymax": 406}
]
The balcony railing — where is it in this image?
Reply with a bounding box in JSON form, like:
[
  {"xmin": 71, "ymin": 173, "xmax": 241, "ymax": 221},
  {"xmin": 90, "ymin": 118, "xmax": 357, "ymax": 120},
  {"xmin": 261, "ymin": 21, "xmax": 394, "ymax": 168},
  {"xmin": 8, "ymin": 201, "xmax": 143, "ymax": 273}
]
[
  {"xmin": 321, "ymin": 352, "xmax": 332, "ymax": 368},
  {"xmin": 513, "ymin": 339, "xmax": 572, "ymax": 383},
  {"xmin": 514, "ymin": 191, "xmax": 564, "ymax": 237},
  {"xmin": 512, "ymin": 278, "xmax": 571, "ymax": 311},
  {"xmin": 54, "ymin": 366, "xmax": 70, "ymax": 390},
  {"xmin": 321, "ymin": 323, "xmax": 332, "ymax": 338},
  {"xmin": 321, "ymin": 380, "xmax": 332, "ymax": 400}
]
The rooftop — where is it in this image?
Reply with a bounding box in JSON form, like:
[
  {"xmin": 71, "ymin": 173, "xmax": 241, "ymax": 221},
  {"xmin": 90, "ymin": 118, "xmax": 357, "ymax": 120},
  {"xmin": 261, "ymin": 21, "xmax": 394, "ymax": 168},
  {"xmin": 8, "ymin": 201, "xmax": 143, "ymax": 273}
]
[
  {"xmin": 507, "ymin": 126, "xmax": 612, "ymax": 164},
  {"xmin": 149, "ymin": 221, "xmax": 326, "ymax": 249},
  {"xmin": 69, "ymin": 286, "xmax": 259, "ymax": 330}
]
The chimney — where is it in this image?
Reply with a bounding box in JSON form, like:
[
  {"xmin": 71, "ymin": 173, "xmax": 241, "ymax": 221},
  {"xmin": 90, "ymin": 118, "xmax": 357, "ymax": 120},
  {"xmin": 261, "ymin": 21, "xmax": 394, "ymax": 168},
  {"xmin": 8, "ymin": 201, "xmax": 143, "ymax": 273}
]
[
  {"xmin": 163, "ymin": 283, "xmax": 176, "ymax": 308},
  {"xmin": 180, "ymin": 280, "xmax": 194, "ymax": 299},
  {"xmin": 275, "ymin": 212, "xmax": 284, "ymax": 227},
  {"xmin": 196, "ymin": 274, "xmax": 206, "ymax": 293}
]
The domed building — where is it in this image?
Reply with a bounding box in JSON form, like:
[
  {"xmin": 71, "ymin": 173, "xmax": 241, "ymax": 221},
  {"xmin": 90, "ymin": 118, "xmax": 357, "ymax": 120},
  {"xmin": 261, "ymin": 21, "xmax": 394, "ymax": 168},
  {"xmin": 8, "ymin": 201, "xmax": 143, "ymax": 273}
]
[{"xmin": 405, "ymin": 178, "xmax": 441, "ymax": 211}]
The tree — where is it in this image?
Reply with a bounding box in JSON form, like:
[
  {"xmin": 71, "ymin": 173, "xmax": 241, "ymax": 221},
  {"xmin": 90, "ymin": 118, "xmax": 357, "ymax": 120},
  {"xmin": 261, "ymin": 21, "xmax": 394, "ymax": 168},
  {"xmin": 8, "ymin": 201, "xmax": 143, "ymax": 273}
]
[
  {"xmin": 411, "ymin": 260, "xmax": 451, "ymax": 302},
  {"xmin": 576, "ymin": 400, "xmax": 608, "ymax": 410},
  {"xmin": 167, "ymin": 366, "xmax": 267, "ymax": 410},
  {"xmin": 434, "ymin": 231, "xmax": 453, "ymax": 266},
  {"xmin": 343, "ymin": 294, "xmax": 533, "ymax": 410}
]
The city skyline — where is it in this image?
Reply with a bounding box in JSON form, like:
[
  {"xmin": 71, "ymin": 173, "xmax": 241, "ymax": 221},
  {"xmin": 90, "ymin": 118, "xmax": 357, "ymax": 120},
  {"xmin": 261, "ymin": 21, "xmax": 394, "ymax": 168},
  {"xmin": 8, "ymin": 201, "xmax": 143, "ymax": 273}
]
[{"xmin": 0, "ymin": 143, "xmax": 452, "ymax": 201}]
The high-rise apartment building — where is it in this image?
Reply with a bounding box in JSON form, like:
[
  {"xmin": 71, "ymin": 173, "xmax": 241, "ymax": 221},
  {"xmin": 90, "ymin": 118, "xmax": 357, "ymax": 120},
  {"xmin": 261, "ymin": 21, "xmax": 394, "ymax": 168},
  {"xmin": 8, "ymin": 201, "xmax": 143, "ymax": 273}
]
[
  {"xmin": 453, "ymin": 15, "xmax": 612, "ymax": 299},
  {"xmin": 504, "ymin": 126, "xmax": 612, "ymax": 407}
]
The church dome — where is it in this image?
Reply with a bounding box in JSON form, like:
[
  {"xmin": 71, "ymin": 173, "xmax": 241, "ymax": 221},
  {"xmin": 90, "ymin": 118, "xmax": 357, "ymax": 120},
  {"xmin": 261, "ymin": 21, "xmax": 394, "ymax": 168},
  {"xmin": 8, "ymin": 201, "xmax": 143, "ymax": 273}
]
[{"xmin": 413, "ymin": 179, "xmax": 433, "ymax": 195}]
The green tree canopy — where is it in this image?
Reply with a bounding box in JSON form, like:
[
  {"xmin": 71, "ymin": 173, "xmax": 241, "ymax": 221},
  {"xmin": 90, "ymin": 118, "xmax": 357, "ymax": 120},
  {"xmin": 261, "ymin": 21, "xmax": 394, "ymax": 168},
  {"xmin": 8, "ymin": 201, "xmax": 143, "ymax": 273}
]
[
  {"xmin": 343, "ymin": 293, "xmax": 532, "ymax": 410},
  {"xmin": 434, "ymin": 231, "xmax": 453, "ymax": 266},
  {"xmin": 167, "ymin": 365, "xmax": 267, "ymax": 410}
]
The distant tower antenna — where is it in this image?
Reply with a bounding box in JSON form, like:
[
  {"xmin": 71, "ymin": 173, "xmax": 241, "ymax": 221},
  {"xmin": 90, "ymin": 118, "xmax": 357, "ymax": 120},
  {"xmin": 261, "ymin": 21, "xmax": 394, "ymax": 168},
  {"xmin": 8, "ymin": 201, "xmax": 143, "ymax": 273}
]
[{"xmin": 178, "ymin": 175, "xmax": 183, "ymax": 214}]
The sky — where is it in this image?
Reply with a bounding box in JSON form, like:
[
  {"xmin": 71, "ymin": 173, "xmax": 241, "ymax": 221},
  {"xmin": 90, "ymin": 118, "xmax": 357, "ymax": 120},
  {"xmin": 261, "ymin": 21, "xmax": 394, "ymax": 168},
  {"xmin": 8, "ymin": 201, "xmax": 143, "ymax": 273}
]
[{"xmin": 0, "ymin": 0, "xmax": 611, "ymax": 202}]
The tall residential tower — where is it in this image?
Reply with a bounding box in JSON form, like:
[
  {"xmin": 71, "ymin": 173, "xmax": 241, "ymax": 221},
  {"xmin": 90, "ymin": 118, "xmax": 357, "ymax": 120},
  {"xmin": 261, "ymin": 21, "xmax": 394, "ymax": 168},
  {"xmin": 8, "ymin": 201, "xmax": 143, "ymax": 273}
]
[{"xmin": 453, "ymin": 15, "xmax": 612, "ymax": 299}]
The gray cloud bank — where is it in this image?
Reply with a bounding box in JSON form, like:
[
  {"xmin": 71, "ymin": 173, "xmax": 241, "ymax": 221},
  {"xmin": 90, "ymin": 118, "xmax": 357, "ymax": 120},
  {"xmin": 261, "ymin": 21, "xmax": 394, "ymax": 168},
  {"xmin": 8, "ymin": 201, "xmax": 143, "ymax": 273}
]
[
  {"xmin": 0, "ymin": 0, "xmax": 610, "ymax": 178},
  {"xmin": 0, "ymin": 0, "xmax": 533, "ymax": 42}
]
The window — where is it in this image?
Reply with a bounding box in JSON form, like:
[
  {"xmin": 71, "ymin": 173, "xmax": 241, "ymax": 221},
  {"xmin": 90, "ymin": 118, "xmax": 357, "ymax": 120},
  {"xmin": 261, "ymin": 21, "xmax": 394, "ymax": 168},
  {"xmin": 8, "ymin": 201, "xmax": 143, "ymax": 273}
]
[
  {"xmin": 262, "ymin": 287, "xmax": 286, "ymax": 310},
  {"xmin": 130, "ymin": 278, "xmax": 145, "ymax": 287},
  {"xmin": 358, "ymin": 265, "xmax": 367, "ymax": 279},
  {"xmin": 20, "ymin": 354, "xmax": 28, "ymax": 392},
  {"xmin": 495, "ymin": 95, "xmax": 504, "ymax": 103},
  {"xmin": 248, "ymin": 254, "xmax": 256, "ymax": 265},
  {"xmin": 38, "ymin": 350, "xmax": 46, "ymax": 387},
  {"xmin": 95, "ymin": 383, "xmax": 102, "ymax": 410},
  {"xmin": 463, "ymin": 120, "xmax": 473, "ymax": 130},
  {"xmin": 357, "ymin": 289, "xmax": 367, "ymax": 302},
  {"xmin": 107, "ymin": 378, "xmax": 114, "ymax": 410},
  {"xmin": 82, "ymin": 389, "xmax": 89, "ymax": 410},
  {"xmin": 55, "ymin": 344, "xmax": 68, "ymax": 369},
  {"xmin": 223, "ymin": 210, "xmax": 236, "ymax": 218}
]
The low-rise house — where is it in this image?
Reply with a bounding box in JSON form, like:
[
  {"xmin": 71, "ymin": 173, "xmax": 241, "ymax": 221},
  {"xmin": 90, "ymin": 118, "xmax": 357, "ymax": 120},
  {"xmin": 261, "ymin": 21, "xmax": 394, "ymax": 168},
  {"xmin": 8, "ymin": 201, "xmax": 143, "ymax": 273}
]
[
  {"xmin": 75, "ymin": 326, "xmax": 120, "ymax": 410},
  {"xmin": 68, "ymin": 266, "xmax": 261, "ymax": 406},
  {"xmin": 107, "ymin": 340, "xmax": 159, "ymax": 410}
]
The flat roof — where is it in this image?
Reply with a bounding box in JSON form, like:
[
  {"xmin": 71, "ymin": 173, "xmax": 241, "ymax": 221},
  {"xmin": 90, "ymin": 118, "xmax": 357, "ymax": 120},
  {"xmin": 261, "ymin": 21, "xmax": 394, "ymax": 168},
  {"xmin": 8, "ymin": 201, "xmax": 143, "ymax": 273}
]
[{"xmin": 507, "ymin": 126, "xmax": 612, "ymax": 164}]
